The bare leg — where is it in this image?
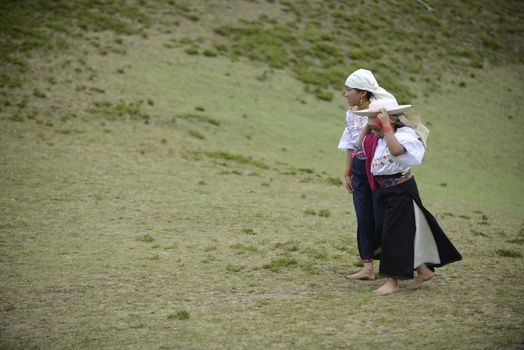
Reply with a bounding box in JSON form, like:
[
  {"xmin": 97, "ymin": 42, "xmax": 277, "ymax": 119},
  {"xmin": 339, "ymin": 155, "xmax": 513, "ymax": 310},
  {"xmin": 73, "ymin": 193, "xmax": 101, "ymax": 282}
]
[
  {"xmin": 348, "ymin": 261, "xmax": 375, "ymax": 280},
  {"xmin": 410, "ymin": 264, "xmax": 434, "ymax": 290},
  {"xmin": 374, "ymin": 278, "xmax": 400, "ymax": 296}
]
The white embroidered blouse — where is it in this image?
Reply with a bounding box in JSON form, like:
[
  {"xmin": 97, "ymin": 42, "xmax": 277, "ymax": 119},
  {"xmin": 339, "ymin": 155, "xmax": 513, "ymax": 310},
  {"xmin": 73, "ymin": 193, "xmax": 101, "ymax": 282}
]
[
  {"xmin": 337, "ymin": 109, "xmax": 368, "ymax": 150},
  {"xmin": 371, "ymin": 127, "xmax": 425, "ymax": 176}
]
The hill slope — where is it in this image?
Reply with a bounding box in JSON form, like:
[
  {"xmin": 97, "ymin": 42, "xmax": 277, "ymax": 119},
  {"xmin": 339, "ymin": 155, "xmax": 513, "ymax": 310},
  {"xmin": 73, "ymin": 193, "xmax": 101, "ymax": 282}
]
[{"xmin": 0, "ymin": 0, "xmax": 523, "ymax": 349}]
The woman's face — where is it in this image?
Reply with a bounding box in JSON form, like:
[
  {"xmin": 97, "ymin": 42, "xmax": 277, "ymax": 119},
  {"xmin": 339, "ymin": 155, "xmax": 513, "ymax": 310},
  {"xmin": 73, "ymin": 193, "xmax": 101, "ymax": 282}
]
[{"xmin": 344, "ymin": 87, "xmax": 366, "ymax": 107}]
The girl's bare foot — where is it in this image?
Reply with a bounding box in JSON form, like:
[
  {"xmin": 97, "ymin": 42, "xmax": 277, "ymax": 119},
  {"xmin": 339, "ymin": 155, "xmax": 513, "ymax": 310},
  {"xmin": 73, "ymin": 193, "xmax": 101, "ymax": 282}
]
[
  {"xmin": 348, "ymin": 270, "xmax": 375, "ymax": 280},
  {"xmin": 374, "ymin": 278, "xmax": 399, "ymax": 296},
  {"xmin": 347, "ymin": 262, "xmax": 374, "ymax": 280},
  {"xmin": 410, "ymin": 264, "xmax": 434, "ymax": 290}
]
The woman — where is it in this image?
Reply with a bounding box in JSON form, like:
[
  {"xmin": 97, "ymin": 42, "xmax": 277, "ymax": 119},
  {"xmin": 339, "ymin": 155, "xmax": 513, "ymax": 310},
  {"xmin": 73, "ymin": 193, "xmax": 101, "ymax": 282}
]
[
  {"xmin": 354, "ymin": 99, "xmax": 462, "ymax": 295},
  {"xmin": 338, "ymin": 69, "xmax": 395, "ymax": 280}
]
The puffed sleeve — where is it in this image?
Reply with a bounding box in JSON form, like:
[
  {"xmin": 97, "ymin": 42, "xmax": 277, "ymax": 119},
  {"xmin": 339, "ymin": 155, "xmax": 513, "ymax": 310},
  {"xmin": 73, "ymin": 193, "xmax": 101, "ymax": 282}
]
[
  {"xmin": 393, "ymin": 127, "xmax": 425, "ymax": 166},
  {"xmin": 338, "ymin": 128, "xmax": 352, "ymax": 150}
]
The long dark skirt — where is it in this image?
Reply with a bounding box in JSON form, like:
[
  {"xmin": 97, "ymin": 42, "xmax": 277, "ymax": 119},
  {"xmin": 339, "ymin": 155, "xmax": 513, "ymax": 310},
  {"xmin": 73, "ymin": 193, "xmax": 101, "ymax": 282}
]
[
  {"xmin": 377, "ymin": 177, "xmax": 462, "ymax": 279},
  {"xmin": 352, "ymin": 158, "xmax": 381, "ymax": 261}
]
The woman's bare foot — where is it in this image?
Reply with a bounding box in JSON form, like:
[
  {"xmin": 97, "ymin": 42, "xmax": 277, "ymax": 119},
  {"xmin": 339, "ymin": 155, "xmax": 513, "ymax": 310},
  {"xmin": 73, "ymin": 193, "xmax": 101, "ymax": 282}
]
[
  {"xmin": 410, "ymin": 264, "xmax": 434, "ymax": 290},
  {"xmin": 348, "ymin": 269, "xmax": 375, "ymax": 280},
  {"xmin": 347, "ymin": 262, "xmax": 374, "ymax": 280},
  {"xmin": 374, "ymin": 278, "xmax": 399, "ymax": 296}
]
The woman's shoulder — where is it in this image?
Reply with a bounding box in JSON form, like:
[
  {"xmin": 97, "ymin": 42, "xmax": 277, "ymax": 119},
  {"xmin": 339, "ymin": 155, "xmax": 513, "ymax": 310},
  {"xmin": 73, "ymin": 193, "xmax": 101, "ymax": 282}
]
[{"xmin": 346, "ymin": 108, "xmax": 367, "ymax": 121}]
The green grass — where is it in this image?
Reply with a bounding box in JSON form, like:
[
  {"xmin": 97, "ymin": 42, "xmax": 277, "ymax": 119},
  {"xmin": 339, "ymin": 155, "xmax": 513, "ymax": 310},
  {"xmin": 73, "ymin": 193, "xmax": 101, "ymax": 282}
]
[
  {"xmin": 136, "ymin": 234, "xmax": 154, "ymax": 243},
  {"xmin": 176, "ymin": 113, "xmax": 221, "ymax": 126},
  {"xmin": 0, "ymin": 1, "xmax": 523, "ymax": 349},
  {"xmin": 263, "ymin": 256, "xmax": 299, "ymax": 272},
  {"xmin": 167, "ymin": 310, "xmax": 190, "ymax": 320},
  {"xmin": 496, "ymin": 249, "xmax": 522, "ymax": 258}
]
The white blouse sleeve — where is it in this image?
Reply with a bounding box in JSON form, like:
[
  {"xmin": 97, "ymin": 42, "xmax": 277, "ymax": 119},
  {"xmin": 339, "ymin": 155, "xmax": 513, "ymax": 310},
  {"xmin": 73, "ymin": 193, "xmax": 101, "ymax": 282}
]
[
  {"xmin": 393, "ymin": 127, "xmax": 425, "ymax": 166},
  {"xmin": 337, "ymin": 128, "xmax": 352, "ymax": 150},
  {"xmin": 338, "ymin": 110, "xmax": 364, "ymax": 150}
]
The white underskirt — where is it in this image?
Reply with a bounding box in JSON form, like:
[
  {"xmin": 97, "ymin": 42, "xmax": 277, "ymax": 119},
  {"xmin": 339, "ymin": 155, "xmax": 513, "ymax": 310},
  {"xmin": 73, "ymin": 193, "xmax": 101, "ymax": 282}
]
[{"xmin": 413, "ymin": 200, "xmax": 441, "ymax": 268}]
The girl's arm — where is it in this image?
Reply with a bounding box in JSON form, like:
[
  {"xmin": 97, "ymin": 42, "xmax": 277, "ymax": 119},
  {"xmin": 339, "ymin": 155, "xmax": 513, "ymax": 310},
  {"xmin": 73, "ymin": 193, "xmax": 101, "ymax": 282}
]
[{"xmin": 377, "ymin": 108, "xmax": 405, "ymax": 156}]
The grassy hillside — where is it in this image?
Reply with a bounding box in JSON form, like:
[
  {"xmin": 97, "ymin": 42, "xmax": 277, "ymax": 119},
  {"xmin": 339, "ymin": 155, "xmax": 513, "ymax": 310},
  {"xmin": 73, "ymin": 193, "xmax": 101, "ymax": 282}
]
[
  {"xmin": 1, "ymin": 0, "xmax": 523, "ymax": 349},
  {"xmin": 1, "ymin": 0, "xmax": 523, "ymax": 102}
]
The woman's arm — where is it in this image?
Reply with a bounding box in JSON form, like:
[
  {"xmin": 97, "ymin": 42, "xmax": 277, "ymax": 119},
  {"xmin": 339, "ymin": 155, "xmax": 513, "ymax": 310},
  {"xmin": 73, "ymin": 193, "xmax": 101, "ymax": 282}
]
[
  {"xmin": 377, "ymin": 109, "xmax": 405, "ymax": 156},
  {"xmin": 357, "ymin": 124, "xmax": 370, "ymax": 147},
  {"xmin": 345, "ymin": 150, "xmax": 354, "ymax": 193}
]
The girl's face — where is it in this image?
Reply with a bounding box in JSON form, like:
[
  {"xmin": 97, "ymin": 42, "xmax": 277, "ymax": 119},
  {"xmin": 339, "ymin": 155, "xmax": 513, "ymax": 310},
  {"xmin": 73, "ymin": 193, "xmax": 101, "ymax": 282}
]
[
  {"xmin": 369, "ymin": 124, "xmax": 384, "ymax": 137},
  {"xmin": 344, "ymin": 87, "xmax": 366, "ymax": 107}
]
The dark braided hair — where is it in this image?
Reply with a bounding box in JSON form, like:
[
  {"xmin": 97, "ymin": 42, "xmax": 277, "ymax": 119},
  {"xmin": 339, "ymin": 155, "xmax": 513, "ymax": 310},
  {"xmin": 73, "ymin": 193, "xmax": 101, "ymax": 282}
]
[
  {"xmin": 353, "ymin": 88, "xmax": 372, "ymax": 102},
  {"xmin": 389, "ymin": 113, "xmax": 407, "ymax": 129}
]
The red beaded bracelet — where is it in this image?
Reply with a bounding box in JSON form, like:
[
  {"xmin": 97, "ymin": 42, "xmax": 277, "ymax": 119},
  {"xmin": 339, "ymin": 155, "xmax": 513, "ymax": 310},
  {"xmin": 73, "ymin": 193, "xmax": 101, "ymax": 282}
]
[{"xmin": 345, "ymin": 170, "xmax": 351, "ymax": 177}]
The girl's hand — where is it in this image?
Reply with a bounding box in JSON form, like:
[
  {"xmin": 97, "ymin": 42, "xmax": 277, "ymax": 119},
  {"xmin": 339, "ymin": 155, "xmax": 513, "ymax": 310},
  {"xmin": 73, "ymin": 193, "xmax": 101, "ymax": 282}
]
[{"xmin": 376, "ymin": 108, "xmax": 391, "ymax": 127}]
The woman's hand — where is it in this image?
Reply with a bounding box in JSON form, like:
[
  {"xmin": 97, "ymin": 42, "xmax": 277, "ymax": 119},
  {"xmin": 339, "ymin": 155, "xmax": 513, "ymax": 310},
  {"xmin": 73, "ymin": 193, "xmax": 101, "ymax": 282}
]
[{"xmin": 345, "ymin": 174, "xmax": 353, "ymax": 193}]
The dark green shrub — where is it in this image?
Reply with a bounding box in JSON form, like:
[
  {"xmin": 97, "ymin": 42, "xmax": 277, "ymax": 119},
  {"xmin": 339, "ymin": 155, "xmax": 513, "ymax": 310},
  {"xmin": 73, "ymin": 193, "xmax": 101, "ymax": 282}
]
[{"xmin": 496, "ymin": 249, "xmax": 522, "ymax": 258}]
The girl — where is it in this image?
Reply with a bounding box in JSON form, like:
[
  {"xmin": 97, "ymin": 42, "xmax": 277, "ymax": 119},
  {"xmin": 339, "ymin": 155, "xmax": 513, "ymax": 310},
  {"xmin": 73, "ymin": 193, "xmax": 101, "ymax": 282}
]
[{"xmin": 355, "ymin": 99, "xmax": 462, "ymax": 295}]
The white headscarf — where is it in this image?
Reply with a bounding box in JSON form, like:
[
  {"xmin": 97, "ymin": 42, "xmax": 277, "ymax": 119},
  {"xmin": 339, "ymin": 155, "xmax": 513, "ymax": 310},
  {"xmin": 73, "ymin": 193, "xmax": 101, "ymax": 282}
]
[{"xmin": 345, "ymin": 69, "xmax": 397, "ymax": 102}]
